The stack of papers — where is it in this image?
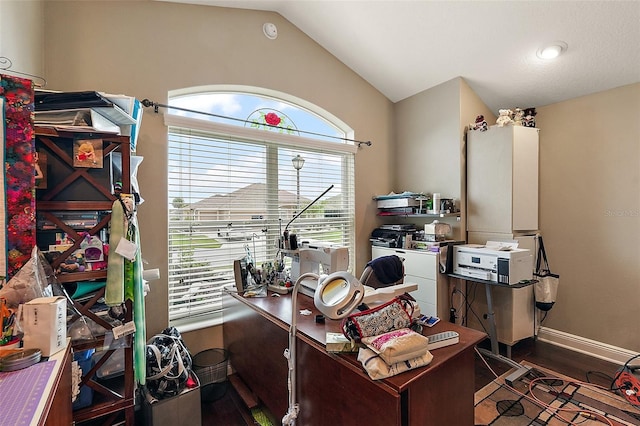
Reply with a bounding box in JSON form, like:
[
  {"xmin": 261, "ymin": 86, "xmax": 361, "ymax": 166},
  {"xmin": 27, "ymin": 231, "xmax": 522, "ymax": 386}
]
[{"xmin": 34, "ymin": 90, "xmax": 143, "ymax": 151}]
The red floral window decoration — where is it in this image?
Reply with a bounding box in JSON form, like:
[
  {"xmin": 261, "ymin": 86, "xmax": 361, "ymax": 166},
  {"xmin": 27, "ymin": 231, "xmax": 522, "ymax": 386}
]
[{"xmin": 246, "ymin": 108, "xmax": 299, "ymax": 135}]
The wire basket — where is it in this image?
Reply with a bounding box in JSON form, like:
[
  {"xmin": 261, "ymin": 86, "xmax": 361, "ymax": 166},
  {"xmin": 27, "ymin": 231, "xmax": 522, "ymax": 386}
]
[{"xmin": 193, "ymin": 348, "xmax": 228, "ymax": 386}]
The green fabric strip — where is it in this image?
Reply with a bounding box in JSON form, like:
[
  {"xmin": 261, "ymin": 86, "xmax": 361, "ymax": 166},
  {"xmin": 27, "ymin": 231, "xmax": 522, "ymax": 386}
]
[{"xmin": 105, "ymin": 199, "xmax": 125, "ymax": 305}]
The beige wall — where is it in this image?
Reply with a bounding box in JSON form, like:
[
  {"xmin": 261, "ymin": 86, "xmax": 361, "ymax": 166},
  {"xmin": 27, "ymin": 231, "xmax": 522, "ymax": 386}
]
[
  {"xmin": 41, "ymin": 1, "xmax": 394, "ymax": 344},
  {"xmin": 536, "ymin": 83, "xmax": 640, "ymax": 352},
  {"xmin": 394, "ymin": 78, "xmax": 464, "ymax": 239},
  {"xmin": 393, "ymin": 77, "xmax": 497, "ymax": 241}
]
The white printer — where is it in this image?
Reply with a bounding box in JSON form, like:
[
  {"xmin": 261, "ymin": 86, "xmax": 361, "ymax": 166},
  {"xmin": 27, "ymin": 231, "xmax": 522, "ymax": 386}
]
[{"xmin": 453, "ymin": 242, "xmax": 533, "ymax": 285}]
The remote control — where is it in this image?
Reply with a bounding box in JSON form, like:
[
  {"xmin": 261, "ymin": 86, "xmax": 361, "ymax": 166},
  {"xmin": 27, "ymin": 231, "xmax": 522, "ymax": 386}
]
[{"xmin": 427, "ymin": 331, "xmax": 459, "ymax": 350}]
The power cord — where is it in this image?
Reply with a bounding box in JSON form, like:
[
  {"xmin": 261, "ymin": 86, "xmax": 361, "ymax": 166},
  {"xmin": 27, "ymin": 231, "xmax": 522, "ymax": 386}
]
[
  {"xmin": 610, "ymin": 354, "xmax": 640, "ymax": 406},
  {"xmin": 475, "ymin": 347, "xmax": 616, "ymax": 426}
]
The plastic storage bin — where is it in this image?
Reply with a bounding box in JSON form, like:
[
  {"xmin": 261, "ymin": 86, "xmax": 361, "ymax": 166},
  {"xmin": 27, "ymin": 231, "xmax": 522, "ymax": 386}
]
[
  {"xmin": 143, "ymin": 372, "xmax": 201, "ymax": 426},
  {"xmin": 73, "ymin": 349, "xmax": 95, "ymax": 410}
]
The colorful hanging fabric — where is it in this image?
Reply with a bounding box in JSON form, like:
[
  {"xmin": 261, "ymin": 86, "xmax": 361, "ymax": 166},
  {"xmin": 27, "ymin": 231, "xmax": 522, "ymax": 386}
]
[
  {"xmin": 0, "ymin": 97, "xmax": 5, "ymax": 278},
  {"xmin": 127, "ymin": 209, "xmax": 146, "ymax": 386},
  {"xmin": 107, "ymin": 194, "xmax": 146, "ymax": 385},
  {"xmin": 0, "ymin": 74, "xmax": 36, "ymax": 279}
]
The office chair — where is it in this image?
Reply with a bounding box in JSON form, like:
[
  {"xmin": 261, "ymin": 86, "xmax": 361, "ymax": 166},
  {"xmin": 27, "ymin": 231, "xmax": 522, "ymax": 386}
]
[{"xmin": 359, "ymin": 255, "xmax": 404, "ymax": 289}]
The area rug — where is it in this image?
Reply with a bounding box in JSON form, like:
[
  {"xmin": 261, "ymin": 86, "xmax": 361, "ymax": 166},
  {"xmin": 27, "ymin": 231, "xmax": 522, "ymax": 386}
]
[{"xmin": 475, "ymin": 361, "xmax": 640, "ymax": 425}]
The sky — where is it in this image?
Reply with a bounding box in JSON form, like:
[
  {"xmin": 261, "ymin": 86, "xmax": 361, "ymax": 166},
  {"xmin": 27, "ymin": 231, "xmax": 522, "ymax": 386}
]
[{"xmin": 166, "ymin": 92, "xmax": 350, "ymax": 204}]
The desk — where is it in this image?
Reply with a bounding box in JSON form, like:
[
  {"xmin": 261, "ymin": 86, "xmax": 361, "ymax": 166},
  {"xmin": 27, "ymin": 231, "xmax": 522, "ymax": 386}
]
[
  {"xmin": 223, "ymin": 290, "xmax": 486, "ymax": 426},
  {"xmin": 448, "ymin": 274, "xmax": 535, "ymax": 360},
  {"xmin": 0, "ymin": 340, "xmax": 72, "ymax": 426}
]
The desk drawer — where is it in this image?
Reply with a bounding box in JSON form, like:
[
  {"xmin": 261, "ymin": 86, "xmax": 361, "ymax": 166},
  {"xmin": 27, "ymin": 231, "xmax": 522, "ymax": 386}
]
[
  {"xmin": 405, "ymin": 275, "xmax": 436, "ymax": 310},
  {"xmin": 372, "ymin": 247, "xmax": 438, "ymax": 280}
]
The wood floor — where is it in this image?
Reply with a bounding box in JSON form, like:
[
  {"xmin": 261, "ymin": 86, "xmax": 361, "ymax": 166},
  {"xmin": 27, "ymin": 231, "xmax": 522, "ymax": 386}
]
[{"xmin": 200, "ymin": 338, "xmax": 623, "ymax": 425}]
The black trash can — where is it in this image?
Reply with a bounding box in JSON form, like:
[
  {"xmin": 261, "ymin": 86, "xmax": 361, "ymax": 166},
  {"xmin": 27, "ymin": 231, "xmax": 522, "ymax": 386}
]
[{"xmin": 193, "ymin": 348, "xmax": 229, "ymax": 402}]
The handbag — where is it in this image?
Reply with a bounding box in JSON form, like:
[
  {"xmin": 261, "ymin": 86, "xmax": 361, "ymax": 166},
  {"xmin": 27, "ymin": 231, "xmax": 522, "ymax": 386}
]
[
  {"xmin": 357, "ymin": 346, "xmax": 433, "ymax": 380},
  {"xmin": 361, "ymin": 328, "xmax": 430, "ymax": 365},
  {"xmin": 533, "ymin": 236, "xmax": 559, "ymax": 311},
  {"xmin": 342, "ymin": 295, "xmax": 415, "ymax": 342}
]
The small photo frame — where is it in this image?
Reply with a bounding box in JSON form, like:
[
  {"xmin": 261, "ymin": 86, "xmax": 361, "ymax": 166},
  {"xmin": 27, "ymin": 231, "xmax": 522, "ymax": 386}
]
[
  {"xmin": 35, "ymin": 150, "xmax": 47, "ymax": 189},
  {"xmin": 73, "ymin": 139, "xmax": 103, "ymax": 168}
]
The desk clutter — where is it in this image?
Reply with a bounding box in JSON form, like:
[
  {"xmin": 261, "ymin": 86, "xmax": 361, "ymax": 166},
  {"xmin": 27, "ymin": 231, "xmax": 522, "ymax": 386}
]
[
  {"xmin": 371, "ymin": 223, "xmax": 464, "ymax": 254},
  {"xmin": 374, "ymin": 191, "xmax": 459, "ymax": 216},
  {"xmin": 328, "ymin": 294, "xmax": 459, "ymax": 380}
]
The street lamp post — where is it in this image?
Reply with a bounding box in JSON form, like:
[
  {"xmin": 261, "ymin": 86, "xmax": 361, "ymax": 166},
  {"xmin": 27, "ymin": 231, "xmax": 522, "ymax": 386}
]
[{"xmin": 292, "ymin": 154, "xmax": 305, "ymax": 214}]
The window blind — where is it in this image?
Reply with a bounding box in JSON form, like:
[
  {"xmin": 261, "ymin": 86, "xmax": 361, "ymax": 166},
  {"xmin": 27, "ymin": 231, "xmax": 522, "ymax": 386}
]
[{"xmin": 166, "ymin": 116, "xmax": 355, "ymax": 330}]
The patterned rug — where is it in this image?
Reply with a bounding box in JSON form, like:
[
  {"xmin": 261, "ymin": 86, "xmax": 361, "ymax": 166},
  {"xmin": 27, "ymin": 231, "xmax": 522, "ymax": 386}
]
[{"xmin": 475, "ymin": 361, "xmax": 640, "ymax": 425}]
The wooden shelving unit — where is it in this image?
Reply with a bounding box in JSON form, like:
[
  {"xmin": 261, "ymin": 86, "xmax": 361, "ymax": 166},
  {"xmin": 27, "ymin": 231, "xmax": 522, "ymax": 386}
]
[{"xmin": 35, "ymin": 127, "xmax": 135, "ymax": 426}]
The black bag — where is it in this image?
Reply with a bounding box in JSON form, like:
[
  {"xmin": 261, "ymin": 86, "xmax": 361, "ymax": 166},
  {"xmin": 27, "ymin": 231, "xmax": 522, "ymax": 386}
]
[
  {"xmin": 533, "ymin": 236, "xmax": 559, "ymax": 311},
  {"xmin": 145, "ymin": 327, "xmax": 193, "ymax": 399}
]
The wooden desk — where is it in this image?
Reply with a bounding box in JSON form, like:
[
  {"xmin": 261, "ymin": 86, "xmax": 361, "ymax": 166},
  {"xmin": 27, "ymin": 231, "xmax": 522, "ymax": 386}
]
[
  {"xmin": 0, "ymin": 339, "xmax": 72, "ymax": 426},
  {"xmin": 223, "ymin": 291, "xmax": 486, "ymax": 425}
]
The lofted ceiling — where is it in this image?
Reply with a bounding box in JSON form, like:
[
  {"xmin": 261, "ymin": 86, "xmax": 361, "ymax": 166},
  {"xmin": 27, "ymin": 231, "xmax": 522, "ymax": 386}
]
[{"xmin": 161, "ymin": 0, "xmax": 640, "ymax": 112}]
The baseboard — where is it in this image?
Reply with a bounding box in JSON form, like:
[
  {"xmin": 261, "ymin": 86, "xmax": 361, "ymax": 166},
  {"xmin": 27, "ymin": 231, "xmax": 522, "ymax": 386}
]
[{"xmin": 537, "ymin": 326, "xmax": 637, "ymax": 365}]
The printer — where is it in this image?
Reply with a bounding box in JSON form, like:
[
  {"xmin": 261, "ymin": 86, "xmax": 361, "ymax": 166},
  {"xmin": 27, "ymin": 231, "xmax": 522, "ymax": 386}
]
[
  {"xmin": 370, "ymin": 224, "xmax": 416, "ymax": 248},
  {"xmin": 453, "ymin": 243, "xmax": 533, "ymax": 285}
]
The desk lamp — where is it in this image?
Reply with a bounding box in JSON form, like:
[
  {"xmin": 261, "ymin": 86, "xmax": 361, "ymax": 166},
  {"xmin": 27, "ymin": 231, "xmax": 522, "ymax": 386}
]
[{"xmin": 283, "ymin": 271, "xmax": 364, "ymax": 426}]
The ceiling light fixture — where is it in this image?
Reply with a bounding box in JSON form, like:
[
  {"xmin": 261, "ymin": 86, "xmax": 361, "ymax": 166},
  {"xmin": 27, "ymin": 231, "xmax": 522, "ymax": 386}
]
[
  {"xmin": 537, "ymin": 41, "xmax": 568, "ymax": 60},
  {"xmin": 263, "ymin": 22, "xmax": 278, "ymax": 40}
]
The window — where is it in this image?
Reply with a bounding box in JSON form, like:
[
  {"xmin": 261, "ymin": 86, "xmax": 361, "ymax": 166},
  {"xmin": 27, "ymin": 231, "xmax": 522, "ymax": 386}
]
[{"xmin": 166, "ymin": 89, "xmax": 356, "ymax": 330}]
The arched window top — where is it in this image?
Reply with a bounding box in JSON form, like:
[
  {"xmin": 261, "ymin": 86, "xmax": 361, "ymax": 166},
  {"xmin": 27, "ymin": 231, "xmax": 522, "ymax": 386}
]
[{"xmin": 168, "ymin": 86, "xmax": 352, "ymax": 144}]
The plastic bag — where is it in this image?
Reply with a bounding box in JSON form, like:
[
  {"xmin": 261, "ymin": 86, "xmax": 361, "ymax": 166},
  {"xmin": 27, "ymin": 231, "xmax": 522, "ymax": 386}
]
[
  {"xmin": 0, "ymin": 247, "xmax": 53, "ymax": 308},
  {"xmin": 145, "ymin": 327, "xmax": 193, "ymax": 399}
]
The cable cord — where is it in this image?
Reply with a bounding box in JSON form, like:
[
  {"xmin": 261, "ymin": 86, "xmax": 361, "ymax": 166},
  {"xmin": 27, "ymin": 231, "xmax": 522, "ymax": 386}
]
[{"xmin": 475, "ymin": 347, "xmax": 615, "ymax": 425}]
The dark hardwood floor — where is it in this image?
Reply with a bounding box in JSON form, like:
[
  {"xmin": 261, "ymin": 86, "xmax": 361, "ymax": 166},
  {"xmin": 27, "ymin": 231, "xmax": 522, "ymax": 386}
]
[{"xmin": 200, "ymin": 338, "xmax": 623, "ymax": 425}]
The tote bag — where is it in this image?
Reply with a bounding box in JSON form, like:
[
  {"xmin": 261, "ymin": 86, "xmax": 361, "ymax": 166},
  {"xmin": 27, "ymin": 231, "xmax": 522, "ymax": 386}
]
[{"xmin": 533, "ymin": 236, "xmax": 559, "ymax": 311}]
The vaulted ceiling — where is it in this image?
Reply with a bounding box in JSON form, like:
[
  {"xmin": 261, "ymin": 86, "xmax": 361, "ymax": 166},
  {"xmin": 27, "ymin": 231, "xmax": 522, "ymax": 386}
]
[{"xmin": 163, "ymin": 1, "xmax": 640, "ymax": 112}]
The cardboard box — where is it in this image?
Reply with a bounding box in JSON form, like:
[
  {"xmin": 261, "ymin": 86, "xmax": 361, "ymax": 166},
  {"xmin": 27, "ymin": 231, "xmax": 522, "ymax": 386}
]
[
  {"xmin": 143, "ymin": 375, "xmax": 201, "ymax": 426},
  {"xmin": 22, "ymin": 296, "xmax": 67, "ymax": 356}
]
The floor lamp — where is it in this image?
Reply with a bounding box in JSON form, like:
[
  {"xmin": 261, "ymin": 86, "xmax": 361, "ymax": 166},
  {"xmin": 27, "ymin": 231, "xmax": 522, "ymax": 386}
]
[{"xmin": 282, "ymin": 271, "xmax": 364, "ymax": 426}]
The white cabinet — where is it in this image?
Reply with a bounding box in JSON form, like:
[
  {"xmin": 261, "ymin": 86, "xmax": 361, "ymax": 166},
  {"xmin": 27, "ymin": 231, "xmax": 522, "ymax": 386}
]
[
  {"xmin": 371, "ymin": 246, "xmax": 448, "ymax": 319},
  {"xmin": 467, "ymin": 125, "xmax": 539, "ymax": 235},
  {"xmin": 465, "ymin": 125, "xmax": 539, "ymax": 347},
  {"xmin": 465, "ymin": 283, "xmax": 535, "ymax": 347}
]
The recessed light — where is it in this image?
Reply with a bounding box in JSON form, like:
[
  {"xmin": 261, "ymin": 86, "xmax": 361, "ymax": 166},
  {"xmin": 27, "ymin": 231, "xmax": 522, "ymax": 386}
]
[{"xmin": 537, "ymin": 41, "xmax": 568, "ymax": 59}]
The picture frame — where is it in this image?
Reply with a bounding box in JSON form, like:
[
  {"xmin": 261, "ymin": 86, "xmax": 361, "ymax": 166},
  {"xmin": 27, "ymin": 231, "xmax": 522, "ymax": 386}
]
[{"xmin": 73, "ymin": 139, "xmax": 103, "ymax": 168}]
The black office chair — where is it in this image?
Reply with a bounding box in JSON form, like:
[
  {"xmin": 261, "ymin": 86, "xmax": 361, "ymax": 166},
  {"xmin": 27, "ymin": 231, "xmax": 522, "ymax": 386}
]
[{"xmin": 359, "ymin": 255, "xmax": 404, "ymax": 289}]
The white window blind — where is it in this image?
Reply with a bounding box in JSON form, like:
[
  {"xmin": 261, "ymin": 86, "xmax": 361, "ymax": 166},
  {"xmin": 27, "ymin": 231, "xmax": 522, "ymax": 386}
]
[{"xmin": 166, "ymin": 115, "xmax": 355, "ymax": 330}]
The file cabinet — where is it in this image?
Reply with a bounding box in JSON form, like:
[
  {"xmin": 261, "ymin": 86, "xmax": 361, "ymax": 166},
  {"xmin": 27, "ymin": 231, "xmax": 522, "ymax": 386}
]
[{"xmin": 371, "ymin": 246, "xmax": 449, "ymax": 319}]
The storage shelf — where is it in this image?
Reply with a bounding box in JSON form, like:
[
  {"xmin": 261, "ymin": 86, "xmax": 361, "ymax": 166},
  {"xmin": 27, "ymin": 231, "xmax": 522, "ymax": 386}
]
[
  {"xmin": 35, "ymin": 127, "xmax": 135, "ymax": 426},
  {"xmin": 37, "ymin": 200, "xmax": 115, "ymax": 211},
  {"xmin": 56, "ymin": 270, "xmax": 107, "ymax": 283},
  {"xmin": 377, "ymin": 212, "xmax": 460, "ymax": 218}
]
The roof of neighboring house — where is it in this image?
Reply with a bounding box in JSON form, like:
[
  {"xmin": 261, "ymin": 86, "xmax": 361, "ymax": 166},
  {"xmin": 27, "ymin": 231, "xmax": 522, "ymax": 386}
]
[{"xmin": 190, "ymin": 183, "xmax": 310, "ymax": 211}]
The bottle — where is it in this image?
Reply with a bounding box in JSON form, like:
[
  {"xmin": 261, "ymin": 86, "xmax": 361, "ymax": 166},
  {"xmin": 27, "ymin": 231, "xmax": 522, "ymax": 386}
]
[
  {"xmin": 426, "ymin": 196, "xmax": 433, "ymax": 212},
  {"xmin": 432, "ymin": 193, "xmax": 441, "ymax": 214}
]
